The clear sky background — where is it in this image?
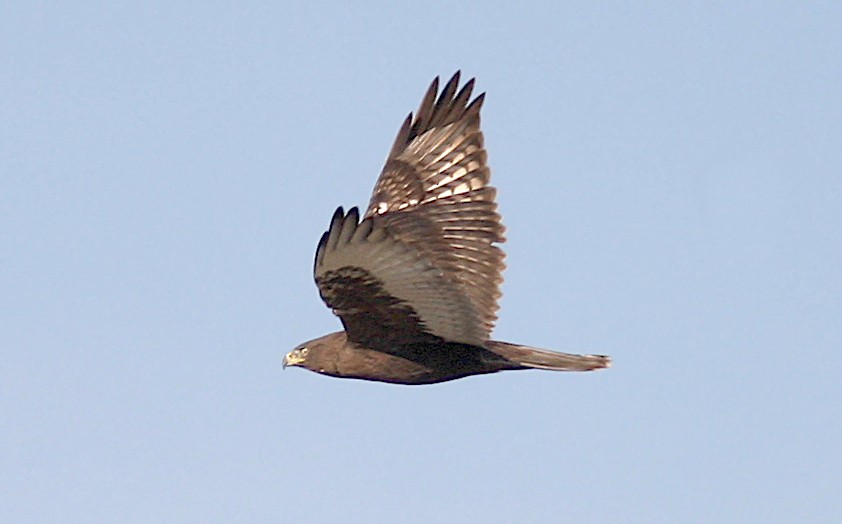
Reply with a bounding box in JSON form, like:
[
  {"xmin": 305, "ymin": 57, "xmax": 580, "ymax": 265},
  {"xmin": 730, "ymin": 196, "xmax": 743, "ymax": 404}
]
[{"xmin": 2, "ymin": 2, "xmax": 841, "ymax": 523}]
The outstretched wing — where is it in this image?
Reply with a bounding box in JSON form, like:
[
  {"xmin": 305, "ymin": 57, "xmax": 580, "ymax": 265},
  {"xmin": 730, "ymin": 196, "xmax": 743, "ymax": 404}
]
[
  {"xmin": 314, "ymin": 207, "xmax": 487, "ymax": 349},
  {"xmin": 364, "ymin": 72, "xmax": 506, "ymax": 340}
]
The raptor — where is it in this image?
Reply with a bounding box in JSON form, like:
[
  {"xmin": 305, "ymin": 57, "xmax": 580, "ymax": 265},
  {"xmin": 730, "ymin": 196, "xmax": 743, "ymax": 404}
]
[{"xmin": 285, "ymin": 73, "xmax": 610, "ymax": 384}]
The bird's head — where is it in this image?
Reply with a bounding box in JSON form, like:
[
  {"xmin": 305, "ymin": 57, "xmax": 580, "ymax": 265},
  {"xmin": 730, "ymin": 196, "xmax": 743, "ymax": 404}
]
[
  {"xmin": 283, "ymin": 332, "xmax": 347, "ymax": 373},
  {"xmin": 282, "ymin": 345, "xmax": 309, "ymax": 368}
]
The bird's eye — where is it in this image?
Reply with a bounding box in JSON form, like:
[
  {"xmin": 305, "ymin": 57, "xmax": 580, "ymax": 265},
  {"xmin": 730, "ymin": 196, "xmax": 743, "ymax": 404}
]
[{"xmin": 300, "ymin": 347, "xmax": 309, "ymax": 356}]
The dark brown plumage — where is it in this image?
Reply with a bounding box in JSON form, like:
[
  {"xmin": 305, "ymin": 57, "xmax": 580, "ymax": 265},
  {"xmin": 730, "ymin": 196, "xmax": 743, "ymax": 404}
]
[{"xmin": 284, "ymin": 72, "xmax": 611, "ymax": 384}]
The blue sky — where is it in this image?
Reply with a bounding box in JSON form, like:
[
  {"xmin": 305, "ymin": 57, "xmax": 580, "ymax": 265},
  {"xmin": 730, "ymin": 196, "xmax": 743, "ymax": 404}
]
[{"xmin": 2, "ymin": 2, "xmax": 840, "ymax": 522}]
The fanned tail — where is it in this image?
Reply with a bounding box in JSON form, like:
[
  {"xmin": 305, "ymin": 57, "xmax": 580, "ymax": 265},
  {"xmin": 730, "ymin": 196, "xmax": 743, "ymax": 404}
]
[{"xmin": 486, "ymin": 340, "xmax": 611, "ymax": 372}]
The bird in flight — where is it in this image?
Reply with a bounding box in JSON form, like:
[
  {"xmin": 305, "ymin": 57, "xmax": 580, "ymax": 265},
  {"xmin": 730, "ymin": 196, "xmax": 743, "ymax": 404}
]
[{"xmin": 284, "ymin": 72, "xmax": 610, "ymax": 384}]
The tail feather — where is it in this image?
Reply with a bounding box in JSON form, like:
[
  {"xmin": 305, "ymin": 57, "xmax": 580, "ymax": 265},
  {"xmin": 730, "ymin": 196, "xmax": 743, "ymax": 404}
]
[{"xmin": 486, "ymin": 340, "xmax": 611, "ymax": 372}]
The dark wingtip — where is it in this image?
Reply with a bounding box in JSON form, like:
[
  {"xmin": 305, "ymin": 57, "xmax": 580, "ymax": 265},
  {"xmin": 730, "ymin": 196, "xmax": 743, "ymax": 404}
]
[
  {"xmin": 422, "ymin": 76, "xmax": 440, "ymax": 108},
  {"xmin": 347, "ymin": 206, "xmax": 360, "ymax": 223},
  {"xmin": 393, "ymin": 72, "xmax": 485, "ymax": 156},
  {"xmin": 332, "ymin": 206, "xmax": 344, "ymax": 221},
  {"xmin": 314, "ymin": 229, "xmax": 330, "ymax": 272},
  {"xmin": 456, "ymin": 77, "xmax": 476, "ymax": 98},
  {"xmin": 467, "ymin": 92, "xmax": 486, "ymax": 113},
  {"xmin": 316, "ymin": 206, "xmax": 349, "ymax": 272},
  {"xmin": 387, "ymin": 113, "xmax": 415, "ymax": 158},
  {"xmin": 429, "ymin": 75, "xmax": 441, "ymax": 91},
  {"xmin": 441, "ymin": 71, "xmax": 461, "ymax": 97}
]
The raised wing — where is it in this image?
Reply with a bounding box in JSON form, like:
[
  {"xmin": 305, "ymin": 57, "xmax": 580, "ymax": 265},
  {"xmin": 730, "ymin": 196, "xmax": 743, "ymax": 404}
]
[
  {"xmin": 314, "ymin": 207, "xmax": 487, "ymax": 349},
  {"xmin": 364, "ymin": 72, "xmax": 505, "ymax": 341}
]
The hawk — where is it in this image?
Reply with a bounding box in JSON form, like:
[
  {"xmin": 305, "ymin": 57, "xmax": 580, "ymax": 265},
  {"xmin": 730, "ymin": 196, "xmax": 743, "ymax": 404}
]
[{"xmin": 284, "ymin": 72, "xmax": 611, "ymax": 384}]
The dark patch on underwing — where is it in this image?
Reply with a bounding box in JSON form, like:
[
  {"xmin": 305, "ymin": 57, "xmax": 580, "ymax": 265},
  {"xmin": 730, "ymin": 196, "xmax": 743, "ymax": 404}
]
[{"xmin": 317, "ymin": 266, "xmax": 442, "ymax": 351}]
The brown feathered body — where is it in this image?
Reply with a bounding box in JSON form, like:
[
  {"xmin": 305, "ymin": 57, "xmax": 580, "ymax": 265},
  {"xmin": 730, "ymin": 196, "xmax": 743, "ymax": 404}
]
[
  {"xmin": 292, "ymin": 331, "xmax": 608, "ymax": 385},
  {"xmin": 285, "ymin": 73, "xmax": 610, "ymax": 385}
]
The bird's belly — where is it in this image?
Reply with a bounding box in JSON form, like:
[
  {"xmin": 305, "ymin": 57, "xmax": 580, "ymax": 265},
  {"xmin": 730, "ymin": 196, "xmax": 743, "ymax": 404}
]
[
  {"xmin": 334, "ymin": 348, "xmax": 440, "ymax": 384},
  {"xmin": 333, "ymin": 344, "xmax": 502, "ymax": 385}
]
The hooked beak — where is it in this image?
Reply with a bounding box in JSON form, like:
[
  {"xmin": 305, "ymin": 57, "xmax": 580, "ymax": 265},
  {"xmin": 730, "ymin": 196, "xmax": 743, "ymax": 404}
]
[{"xmin": 283, "ymin": 351, "xmax": 305, "ymax": 369}]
